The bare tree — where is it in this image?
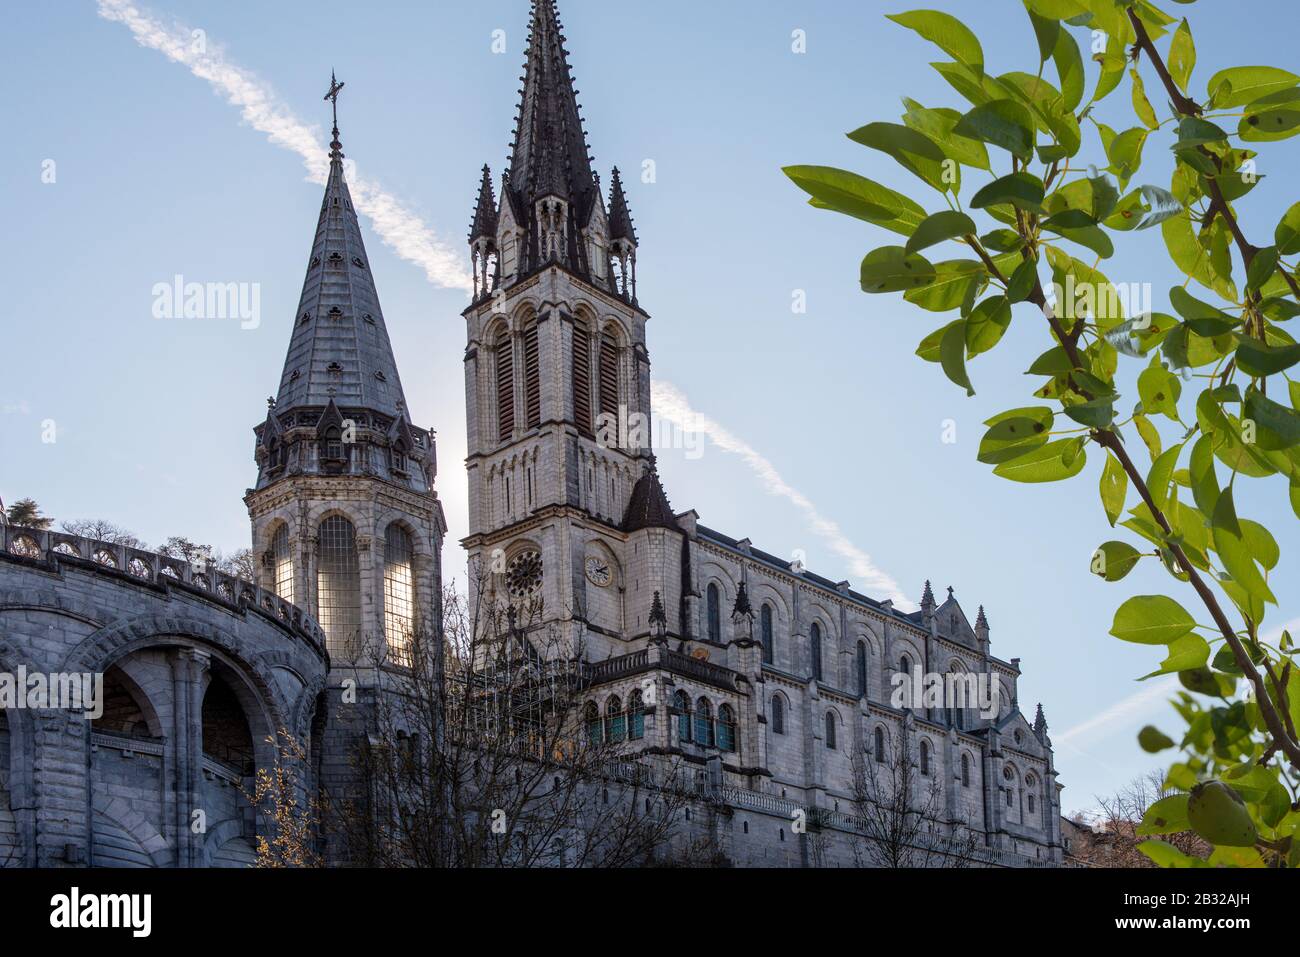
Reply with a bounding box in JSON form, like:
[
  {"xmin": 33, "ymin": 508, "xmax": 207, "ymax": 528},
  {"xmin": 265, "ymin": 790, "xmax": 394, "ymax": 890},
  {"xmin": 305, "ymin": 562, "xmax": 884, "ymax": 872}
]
[
  {"xmin": 849, "ymin": 733, "xmax": 981, "ymax": 868},
  {"xmin": 214, "ymin": 547, "xmax": 255, "ymax": 582},
  {"xmin": 328, "ymin": 562, "xmax": 698, "ymax": 868},
  {"xmin": 243, "ymin": 729, "xmax": 322, "ymax": 868},
  {"xmin": 59, "ymin": 519, "xmax": 145, "ymax": 548}
]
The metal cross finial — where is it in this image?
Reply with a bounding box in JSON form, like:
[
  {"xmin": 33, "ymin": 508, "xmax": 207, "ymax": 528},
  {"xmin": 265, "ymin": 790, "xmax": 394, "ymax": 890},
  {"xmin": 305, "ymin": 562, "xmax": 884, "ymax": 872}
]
[{"xmin": 324, "ymin": 71, "xmax": 345, "ymax": 134}]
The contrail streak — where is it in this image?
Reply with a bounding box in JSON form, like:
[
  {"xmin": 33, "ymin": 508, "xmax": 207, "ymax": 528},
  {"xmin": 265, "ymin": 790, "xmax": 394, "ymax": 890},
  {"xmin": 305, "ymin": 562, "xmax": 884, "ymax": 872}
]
[
  {"xmin": 652, "ymin": 380, "xmax": 913, "ymax": 610},
  {"xmin": 96, "ymin": 0, "xmax": 472, "ymax": 293}
]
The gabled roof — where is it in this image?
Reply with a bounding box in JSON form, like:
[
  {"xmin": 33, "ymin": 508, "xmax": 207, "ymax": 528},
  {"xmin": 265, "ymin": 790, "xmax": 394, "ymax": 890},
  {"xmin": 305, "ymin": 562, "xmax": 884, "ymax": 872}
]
[{"xmin": 273, "ymin": 122, "xmax": 409, "ymax": 418}]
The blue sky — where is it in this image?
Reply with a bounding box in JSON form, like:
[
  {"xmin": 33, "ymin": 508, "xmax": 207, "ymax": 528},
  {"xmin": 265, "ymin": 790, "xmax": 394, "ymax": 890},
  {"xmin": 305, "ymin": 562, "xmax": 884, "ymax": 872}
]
[{"xmin": 2, "ymin": 0, "xmax": 1297, "ymax": 813}]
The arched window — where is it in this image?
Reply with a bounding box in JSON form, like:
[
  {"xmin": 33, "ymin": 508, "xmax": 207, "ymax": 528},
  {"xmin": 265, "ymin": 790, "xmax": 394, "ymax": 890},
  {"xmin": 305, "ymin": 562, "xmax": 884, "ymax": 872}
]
[
  {"xmin": 585, "ymin": 701, "xmax": 602, "ymax": 745},
  {"xmin": 270, "ymin": 524, "xmax": 294, "ymax": 604},
  {"xmin": 695, "ymin": 698, "xmax": 714, "ymax": 747},
  {"xmin": 919, "ymin": 739, "xmax": 931, "ymax": 775},
  {"xmin": 522, "ymin": 321, "xmax": 541, "ymax": 430},
  {"xmin": 824, "ymin": 712, "xmax": 837, "ymax": 750},
  {"xmin": 961, "ymin": 753, "xmax": 971, "ymax": 787},
  {"xmin": 598, "ymin": 329, "xmax": 619, "ymax": 420},
  {"xmin": 674, "ymin": 690, "xmax": 691, "ymax": 743},
  {"xmin": 317, "ymin": 515, "xmax": 361, "ymax": 658},
  {"xmin": 873, "ymin": 726, "xmax": 885, "ymax": 763},
  {"xmin": 899, "ymin": 653, "xmax": 913, "ymax": 707},
  {"xmin": 383, "ymin": 524, "xmax": 415, "ymax": 665},
  {"xmin": 810, "ymin": 623, "xmax": 823, "ymax": 681},
  {"xmin": 495, "ymin": 329, "xmax": 515, "ymax": 441},
  {"xmin": 572, "ymin": 325, "xmax": 594, "ymax": 438},
  {"xmin": 760, "ymin": 604, "xmax": 774, "ymax": 665},
  {"xmin": 717, "ymin": 705, "xmax": 737, "ymax": 752},
  {"xmin": 855, "ymin": 640, "xmax": 868, "ymax": 697},
  {"xmin": 1028, "ymin": 792, "xmax": 1036, "ymax": 814},
  {"xmin": 771, "ymin": 694, "xmax": 785, "ymax": 735},
  {"xmin": 706, "ymin": 583, "xmax": 721, "ymax": 642},
  {"xmin": 605, "ymin": 696, "xmax": 626, "ymax": 743},
  {"xmin": 628, "ymin": 690, "xmax": 645, "ymax": 741}
]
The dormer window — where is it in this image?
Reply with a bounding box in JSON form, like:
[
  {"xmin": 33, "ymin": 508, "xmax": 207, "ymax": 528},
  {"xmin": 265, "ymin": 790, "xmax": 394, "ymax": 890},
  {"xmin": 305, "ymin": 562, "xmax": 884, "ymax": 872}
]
[
  {"xmin": 390, "ymin": 447, "xmax": 408, "ymax": 473},
  {"xmin": 352, "ymin": 257, "xmax": 366, "ymax": 269},
  {"xmin": 321, "ymin": 428, "xmax": 345, "ymax": 464}
]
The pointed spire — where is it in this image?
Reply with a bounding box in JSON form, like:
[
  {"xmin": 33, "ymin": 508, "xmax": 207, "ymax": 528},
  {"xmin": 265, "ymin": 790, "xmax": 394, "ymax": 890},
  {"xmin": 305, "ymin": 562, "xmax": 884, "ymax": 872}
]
[
  {"xmin": 731, "ymin": 581, "xmax": 753, "ymax": 619},
  {"xmin": 920, "ymin": 579, "xmax": 936, "ymax": 614},
  {"xmin": 507, "ymin": 0, "xmax": 595, "ymax": 212},
  {"xmin": 607, "ymin": 166, "xmax": 637, "ymax": 244},
  {"xmin": 1033, "ymin": 703, "xmax": 1049, "ymax": 738},
  {"xmin": 976, "ymin": 605, "xmax": 989, "ymax": 629},
  {"xmin": 271, "ymin": 81, "xmax": 409, "ymax": 421},
  {"xmin": 469, "ymin": 165, "xmax": 499, "ymax": 243},
  {"xmin": 622, "ymin": 457, "xmax": 680, "ymax": 532},
  {"xmin": 648, "ymin": 590, "xmax": 668, "ymax": 641}
]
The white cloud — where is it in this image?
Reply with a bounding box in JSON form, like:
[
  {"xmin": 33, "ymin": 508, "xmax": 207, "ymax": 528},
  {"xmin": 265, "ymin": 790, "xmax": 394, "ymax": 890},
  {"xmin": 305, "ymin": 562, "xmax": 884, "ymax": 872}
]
[
  {"xmin": 95, "ymin": 0, "xmax": 472, "ymax": 293},
  {"xmin": 1056, "ymin": 675, "xmax": 1179, "ymax": 747},
  {"xmin": 651, "ymin": 380, "xmax": 913, "ymax": 610}
]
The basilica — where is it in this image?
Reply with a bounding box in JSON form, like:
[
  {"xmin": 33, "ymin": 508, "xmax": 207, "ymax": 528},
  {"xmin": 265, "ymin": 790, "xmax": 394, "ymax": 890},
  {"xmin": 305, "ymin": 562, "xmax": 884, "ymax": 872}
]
[{"xmin": 0, "ymin": 0, "xmax": 1062, "ymax": 867}]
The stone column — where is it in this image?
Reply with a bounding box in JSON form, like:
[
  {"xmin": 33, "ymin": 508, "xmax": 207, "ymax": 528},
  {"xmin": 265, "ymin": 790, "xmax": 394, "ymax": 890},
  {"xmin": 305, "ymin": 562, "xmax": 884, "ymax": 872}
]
[{"xmin": 171, "ymin": 647, "xmax": 210, "ymax": 868}]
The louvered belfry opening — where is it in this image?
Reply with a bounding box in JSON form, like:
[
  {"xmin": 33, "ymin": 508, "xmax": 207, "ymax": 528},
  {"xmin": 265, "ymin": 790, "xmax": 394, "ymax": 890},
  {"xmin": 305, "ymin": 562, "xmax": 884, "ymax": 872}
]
[
  {"xmin": 496, "ymin": 332, "xmax": 515, "ymax": 442},
  {"xmin": 523, "ymin": 322, "xmax": 541, "ymax": 429},
  {"xmin": 572, "ymin": 325, "xmax": 593, "ymax": 438},
  {"xmin": 598, "ymin": 331, "xmax": 619, "ymax": 423}
]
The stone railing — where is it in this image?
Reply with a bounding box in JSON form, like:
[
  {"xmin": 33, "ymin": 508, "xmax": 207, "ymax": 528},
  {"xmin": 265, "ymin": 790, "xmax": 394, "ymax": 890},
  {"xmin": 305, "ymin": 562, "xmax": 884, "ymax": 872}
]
[
  {"xmin": 584, "ymin": 649, "xmax": 650, "ymax": 685},
  {"xmin": 663, "ymin": 650, "xmax": 739, "ymax": 690},
  {"xmin": 1, "ymin": 525, "xmax": 327, "ymax": 656}
]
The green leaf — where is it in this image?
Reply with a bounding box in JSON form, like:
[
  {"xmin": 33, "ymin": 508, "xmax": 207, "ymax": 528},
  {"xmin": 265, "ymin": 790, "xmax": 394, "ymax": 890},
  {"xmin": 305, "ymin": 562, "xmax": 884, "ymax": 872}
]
[
  {"xmin": 848, "ymin": 122, "xmax": 957, "ymax": 194},
  {"xmin": 1235, "ymin": 338, "xmax": 1300, "ymax": 377},
  {"xmin": 953, "ymin": 100, "xmax": 1037, "ymax": 163},
  {"xmin": 904, "ymin": 259, "xmax": 986, "ymax": 312},
  {"xmin": 1110, "ymin": 595, "xmax": 1197, "ymax": 645},
  {"xmin": 1106, "ymin": 127, "xmax": 1148, "ymax": 189},
  {"xmin": 1053, "ymin": 27, "xmax": 1085, "ymax": 113},
  {"xmin": 1145, "ymin": 633, "xmax": 1212, "ymax": 678},
  {"xmin": 971, "ymin": 171, "xmax": 1045, "ymax": 211},
  {"xmin": 1137, "ymin": 840, "xmax": 1201, "ymax": 867},
  {"xmin": 992, "ymin": 438, "xmax": 1086, "ymax": 483},
  {"xmin": 887, "ymin": 10, "xmax": 985, "ymax": 76},
  {"xmin": 1188, "ymin": 435, "xmax": 1221, "ymax": 516},
  {"xmin": 1211, "ymin": 486, "xmax": 1276, "ymax": 605},
  {"xmin": 905, "ymin": 210, "xmax": 978, "ymax": 255},
  {"xmin": 1062, "ymin": 397, "xmax": 1114, "ymax": 429},
  {"xmin": 1137, "ymin": 794, "xmax": 1189, "ymax": 835},
  {"xmin": 860, "ymin": 246, "xmax": 938, "ymax": 293},
  {"xmin": 901, "ymin": 98, "xmax": 992, "ymax": 170},
  {"xmin": 978, "ymin": 406, "xmax": 1053, "ymax": 464},
  {"xmin": 1006, "ymin": 257, "xmax": 1038, "ymax": 303},
  {"xmin": 1245, "ymin": 387, "xmax": 1300, "ymax": 450},
  {"xmin": 1207, "ymin": 65, "xmax": 1300, "ymax": 109},
  {"xmin": 784, "ymin": 166, "xmax": 928, "ymax": 237},
  {"xmin": 1168, "ymin": 19, "xmax": 1195, "ymax": 93},
  {"xmin": 1135, "ymin": 413, "xmax": 1163, "ymax": 462},
  {"xmin": 1138, "ymin": 360, "xmax": 1181, "ymax": 420},
  {"xmin": 1100, "ymin": 452, "xmax": 1128, "ymax": 526},
  {"xmin": 1246, "ymin": 246, "xmax": 1280, "ymax": 294},
  {"xmin": 965, "ymin": 295, "xmax": 1012, "ymax": 356},
  {"xmin": 1131, "ymin": 68, "xmax": 1159, "ymax": 129},
  {"xmin": 1240, "ymin": 104, "xmax": 1300, "ymax": 141},
  {"xmin": 1276, "ymin": 201, "xmax": 1300, "ymax": 256},
  {"xmin": 939, "ymin": 320, "xmax": 975, "ymax": 396},
  {"xmin": 1162, "ymin": 212, "xmax": 1237, "ymax": 301},
  {"xmin": 1175, "ymin": 116, "xmax": 1229, "ymax": 147},
  {"xmin": 1092, "ymin": 540, "xmax": 1140, "ymax": 582},
  {"xmin": 1027, "ymin": 5, "xmax": 1059, "ymax": 62}
]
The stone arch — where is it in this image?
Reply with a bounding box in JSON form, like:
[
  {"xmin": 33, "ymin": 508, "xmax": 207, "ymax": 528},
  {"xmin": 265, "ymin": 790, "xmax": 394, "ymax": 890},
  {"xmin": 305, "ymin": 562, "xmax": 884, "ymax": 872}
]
[
  {"xmin": 93, "ymin": 660, "xmax": 166, "ymax": 739},
  {"xmin": 91, "ymin": 795, "xmax": 168, "ymax": 868},
  {"xmin": 204, "ymin": 816, "xmax": 256, "ymax": 868}
]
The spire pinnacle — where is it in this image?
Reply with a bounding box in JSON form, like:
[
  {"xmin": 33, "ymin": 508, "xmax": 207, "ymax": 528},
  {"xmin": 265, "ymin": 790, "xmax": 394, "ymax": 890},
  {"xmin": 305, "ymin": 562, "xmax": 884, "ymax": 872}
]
[
  {"xmin": 976, "ymin": 605, "xmax": 989, "ymax": 629},
  {"xmin": 469, "ymin": 164, "xmax": 499, "ymax": 242},
  {"xmin": 607, "ymin": 166, "xmax": 637, "ymax": 244},
  {"xmin": 324, "ymin": 71, "xmax": 346, "ymax": 157},
  {"xmin": 1033, "ymin": 703, "xmax": 1048, "ymax": 736},
  {"xmin": 732, "ymin": 580, "xmax": 753, "ymax": 619}
]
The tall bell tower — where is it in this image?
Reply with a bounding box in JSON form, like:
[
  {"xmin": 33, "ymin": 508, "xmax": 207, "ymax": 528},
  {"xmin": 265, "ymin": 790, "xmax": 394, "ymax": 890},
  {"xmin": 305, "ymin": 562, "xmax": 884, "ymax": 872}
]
[
  {"xmin": 246, "ymin": 78, "xmax": 446, "ymax": 674},
  {"xmin": 462, "ymin": 0, "xmax": 679, "ymax": 660}
]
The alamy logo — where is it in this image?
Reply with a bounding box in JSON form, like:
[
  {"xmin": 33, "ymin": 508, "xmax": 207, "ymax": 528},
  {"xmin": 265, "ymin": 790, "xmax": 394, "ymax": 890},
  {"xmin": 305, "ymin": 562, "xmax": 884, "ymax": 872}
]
[
  {"xmin": 889, "ymin": 666, "xmax": 1001, "ymax": 719},
  {"xmin": 0, "ymin": 667, "xmax": 103, "ymax": 720},
  {"xmin": 151, "ymin": 274, "xmax": 261, "ymax": 329},
  {"xmin": 50, "ymin": 887, "xmax": 152, "ymax": 938}
]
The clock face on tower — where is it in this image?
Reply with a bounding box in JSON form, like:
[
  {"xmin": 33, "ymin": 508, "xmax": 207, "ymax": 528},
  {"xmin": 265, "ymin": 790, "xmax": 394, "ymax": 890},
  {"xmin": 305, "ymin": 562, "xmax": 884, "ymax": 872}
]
[
  {"xmin": 584, "ymin": 556, "xmax": 612, "ymax": 588},
  {"xmin": 505, "ymin": 550, "xmax": 543, "ymax": 599}
]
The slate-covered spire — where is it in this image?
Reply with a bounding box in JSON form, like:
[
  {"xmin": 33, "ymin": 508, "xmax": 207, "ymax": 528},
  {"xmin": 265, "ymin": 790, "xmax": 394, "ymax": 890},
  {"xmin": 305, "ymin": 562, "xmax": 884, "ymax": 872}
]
[
  {"xmin": 273, "ymin": 96, "xmax": 408, "ymax": 419},
  {"xmin": 920, "ymin": 580, "xmax": 936, "ymax": 621},
  {"xmin": 607, "ymin": 166, "xmax": 637, "ymax": 244},
  {"xmin": 622, "ymin": 458, "xmax": 680, "ymax": 532},
  {"xmin": 508, "ymin": 0, "xmax": 596, "ymax": 213},
  {"xmin": 468, "ymin": 164, "xmax": 498, "ymax": 243}
]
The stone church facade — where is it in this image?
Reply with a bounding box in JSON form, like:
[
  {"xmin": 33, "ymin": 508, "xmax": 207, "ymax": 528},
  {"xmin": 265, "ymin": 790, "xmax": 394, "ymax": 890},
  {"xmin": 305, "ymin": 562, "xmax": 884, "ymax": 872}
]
[{"xmin": 0, "ymin": 0, "xmax": 1061, "ymax": 867}]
